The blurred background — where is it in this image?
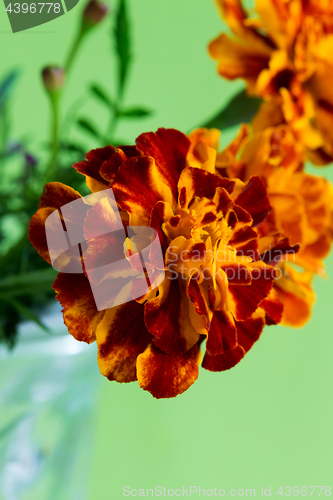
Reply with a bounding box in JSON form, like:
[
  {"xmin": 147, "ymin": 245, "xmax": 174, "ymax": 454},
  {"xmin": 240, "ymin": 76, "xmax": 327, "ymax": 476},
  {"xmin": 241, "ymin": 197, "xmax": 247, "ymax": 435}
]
[{"xmin": 0, "ymin": 1, "xmax": 333, "ymax": 499}]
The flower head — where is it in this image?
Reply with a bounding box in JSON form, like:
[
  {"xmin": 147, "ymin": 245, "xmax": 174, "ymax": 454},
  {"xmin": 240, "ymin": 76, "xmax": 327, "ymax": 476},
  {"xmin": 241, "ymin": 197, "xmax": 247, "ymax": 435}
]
[
  {"xmin": 209, "ymin": 0, "xmax": 333, "ymax": 164},
  {"xmin": 29, "ymin": 128, "xmax": 295, "ymax": 398}
]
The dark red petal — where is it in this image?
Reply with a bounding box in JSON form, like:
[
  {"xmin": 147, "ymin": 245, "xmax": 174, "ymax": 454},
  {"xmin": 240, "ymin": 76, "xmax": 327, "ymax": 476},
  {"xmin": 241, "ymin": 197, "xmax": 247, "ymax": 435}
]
[
  {"xmin": 73, "ymin": 146, "xmax": 115, "ymax": 192},
  {"xmin": 83, "ymin": 197, "xmax": 125, "ymax": 242},
  {"xmin": 136, "ymin": 128, "xmax": 191, "ymax": 204},
  {"xmin": 29, "ymin": 207, "xmax": 56, "ymax": 264},
  {"xmin": 137, "ymin": 342, "xmax": 200, "ymax": 399},
  {"xmin": 202, "ymin": 345, "xmax": 245, "ymax": 371},
  {"xmin": 260, "ymin": 236, "xmax": 300, "ymax": 266},
  {"xmin": 112, "ymin": 156, "xmax": 165, "ymax": 225},
  {"xmin": 206, "ymin": 310, "xmax": 237, "ymax": 356},
  {"xmin": 215, "ymin": 187, "xmax": 233, "ymax": 212},
  {"xmin": 234, "ymin": 176, "xmax": 271, "ymax": 226},
  {"xmin": 99, "ymin": 150, "xmax": 127, "ymax": 184},
  {"xmin": 38, "ymin": 182, "xmax": 81, "ymax": 209},
  {"xmin": 117, "ymin": 145, "xmax": 140, "ymax": 158},
  {"xmin": 220, "ymin": 263, "xmax": 252, "ymax": 284},
  {"xmin": 145, "ymin": 277, "xmax": 200, "ymax": 355},
  {"xmin": 178, "ymin": 167, "xmax": 235, "ymax": 209},
  {"xmin": 230, "ymin": 226, "xmax": 259, "ymax": 256},
  {"xmin": 261, "ymin": 293, "xmax": 283, "ymax": 325},
  {"xmin": 236, "ymin": 314, "xmax": 265, "ymax": 351},
  {"xmin": 228, "ymin": 265, "xmax": 275, "ymax": 320},
  {"xmin": 97, "ymin": 301, "xmax": 152, "ymax": 382},
  {"xmin": 82, "ymin": 198, "xmax": 128, "ymax": 284},
  {"xmin": 234, "ymin": 205, "xmax": 253, "ymax": 223},
  {"xmin": 186, "ymin": 278, "xmax": 211, "ymax": 330},
  {"xmin": 52, "ymin": 272, "xmax": 104, "ymax": 344},
  {"xmin": 236, "ymin": 239, "xmax": 259, "ymax": 259},
  {"xmin": 149, "ymin": 201, "xmax": 173, "ymax": 263},
  {"xmin": 202, "ymin": 314, "xmax": 265, "ymax": 371}
]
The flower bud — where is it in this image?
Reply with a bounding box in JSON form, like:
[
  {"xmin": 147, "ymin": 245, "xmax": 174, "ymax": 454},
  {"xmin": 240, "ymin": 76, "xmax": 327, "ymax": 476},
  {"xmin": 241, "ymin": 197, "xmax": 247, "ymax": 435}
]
[
  {"xmin": 42, "ymin": 66, "xmax": 65, "ymax": 92},
  {"xmin": 82, "ymin": 0, "xmax": 108, "ymax": 28}
]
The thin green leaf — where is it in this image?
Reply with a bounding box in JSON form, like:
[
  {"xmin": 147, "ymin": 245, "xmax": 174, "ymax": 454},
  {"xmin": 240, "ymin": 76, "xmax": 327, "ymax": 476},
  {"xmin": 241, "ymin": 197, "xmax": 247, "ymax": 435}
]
[
  {"xmin": 114, "ymin": 0, "xmax": 131, "ymax": 97},
  {"xmin": 120, "ymin": 107, "xmax": 152, "ymax": 118},
  {"xmin": 60, "ymin": 142, "xmax": 86, "ymax": 154},
  {"xmin": 0, "ymin": 69, "xmax": 20, "ymax": 112},
  {"xmin": 200, "ymin": 89, "xmax": 262, "ymax": 130},
  {"xmin": 77, "ymin": 118, "xmax": 102, "ymax": 139},
  {"xmin": 5, "ymin": 298, "xmax": 50, "ymax": 332},
  {"xmin": 0, "ymin": 268, "xmax": 57, "ymax": 297},
  {"xmin": 90, "ymin": 84, "xmax": 115, "ymax": 109}
]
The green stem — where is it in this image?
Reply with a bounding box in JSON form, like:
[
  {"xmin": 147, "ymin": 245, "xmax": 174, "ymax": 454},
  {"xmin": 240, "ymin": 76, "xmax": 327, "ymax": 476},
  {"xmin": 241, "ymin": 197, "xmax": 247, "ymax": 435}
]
[
  {"xmin": 65, "ymin": 24, "xmax": 89, "ymax": 74},
  {"xmin": 65, "ymin": 32, "xmax": 82, "ymax": 73}
]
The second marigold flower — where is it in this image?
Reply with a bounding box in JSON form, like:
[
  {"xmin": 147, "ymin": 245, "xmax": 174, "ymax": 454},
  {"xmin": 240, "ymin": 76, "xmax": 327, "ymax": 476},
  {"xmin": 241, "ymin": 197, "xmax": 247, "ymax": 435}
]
[{"xmin": 209, "ymin": 0, "xmax": 333, "ymax": 165}]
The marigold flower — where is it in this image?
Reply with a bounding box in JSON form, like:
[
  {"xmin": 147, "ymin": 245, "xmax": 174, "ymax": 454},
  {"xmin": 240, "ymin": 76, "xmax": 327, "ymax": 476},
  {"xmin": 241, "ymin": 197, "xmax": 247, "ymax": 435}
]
[
  {"xmin": 190, "ymin": 124, "xmax": 333, "ymax": 326},
  {"xmin": 29, "ymin": 128, "xmax": 296, "ymax": 398},
  {"xmin": 209, "ymin": 0, "xmax": 333, "ymax": 164}
]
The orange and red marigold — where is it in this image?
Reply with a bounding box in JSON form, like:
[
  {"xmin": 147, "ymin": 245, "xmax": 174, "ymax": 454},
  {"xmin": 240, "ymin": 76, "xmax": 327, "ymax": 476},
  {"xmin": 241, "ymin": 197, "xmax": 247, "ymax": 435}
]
[
  {"xmin": 29, "ymin": 128, "xmax": 298, "ymax": 398},
  {"xmin": 209, "ymin": 0, "xmax": 333, "ymax": 164}
]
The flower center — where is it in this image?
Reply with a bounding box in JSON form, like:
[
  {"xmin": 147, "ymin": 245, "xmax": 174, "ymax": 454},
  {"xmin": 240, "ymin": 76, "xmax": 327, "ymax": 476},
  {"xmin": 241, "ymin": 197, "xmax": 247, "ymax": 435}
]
[{"xmin": 162, "ymin": 195, "xmax": 233, "ymax": 248}]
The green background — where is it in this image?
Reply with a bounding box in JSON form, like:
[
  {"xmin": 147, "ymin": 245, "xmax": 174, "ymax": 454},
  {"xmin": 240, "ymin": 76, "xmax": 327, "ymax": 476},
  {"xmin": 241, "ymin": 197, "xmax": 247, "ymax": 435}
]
[{"xmin": 1, "ymin": 0, "xmax": 333, "ymax": 498}]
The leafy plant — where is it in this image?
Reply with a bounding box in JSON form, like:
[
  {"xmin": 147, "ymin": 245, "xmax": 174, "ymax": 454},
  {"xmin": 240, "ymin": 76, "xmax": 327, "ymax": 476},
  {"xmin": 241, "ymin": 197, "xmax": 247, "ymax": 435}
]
[{"xmin": 0, "ymin": 0, "xmax": 266, "ymax": 349}]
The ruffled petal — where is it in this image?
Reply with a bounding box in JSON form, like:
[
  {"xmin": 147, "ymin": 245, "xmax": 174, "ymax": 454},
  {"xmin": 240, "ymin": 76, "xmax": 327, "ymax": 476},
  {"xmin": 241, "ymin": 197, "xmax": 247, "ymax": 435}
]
[
  {"xmin": 29, "ymin": 183, "xmax": 83, "ymax": 265},
  {"xmin": 274, "ymin": 266, "xmax": 315, "ymax": 327},
  {"xmin": 28, "ymin": 207, "xmax": 56, "ymax": 264},
  {"xmin": 268, "ymin": 192, "xmax": 305, "ymax": 246},
  {"xmin": 112, "ymin": 156, "xmax": 173, "ymax": 225},
  {"xmin": 227, "ymin": 262, "xmax": 276, "ymax": 320},
  {"xmin": 260, "ymin": 289, "xmax": 283, "ymax": 325},
  {"xmin": 259, "ymin": 235, "xmax": 300, "ymax": 267},
  {"xmin": 144, "ymin": 273, "xmax": 201, "ymax": 355},
  {"xmin": 205, "ymin": 309, "xmax": 237, "ymax": 355},
  {"xmin": 187, "ymin": 128, "xmax": 220, "ymax": 173},
  {"xmin": 188, "ymin": 128, "xmax": 220, "ymax": 152},
  {"xmin": 202, "ymin": 311, "xmax": 265, "ymax": 371},
  {"xmin": 217, "ymin": 0, "xmax": 274, "ymax": 52},
  {"xmin": 137, "ymin": 342, "xmax": 201, "ymax": 399},
  {"xmin": 52, "ymin": 272, "xmax": 104, "ymax": 344},
  {"xmin": 136, "ymin": 128, "xmax": 191, "ymax": 207},
  {"xmin": 295, "ymin": 232, "xmax": 331, "ymax": 275},
  {"xmin": 73, "ymin": 147, "xmax": 115, "ymax": 192},
  {"xmin": 255, "ymin": 50, "xmax": 294, "ymax": 97},
  {"xmin": 217, "ymin": 123, "xmax": 250, "ymax": 175},
  {"xmin": 230, "ymin": 226, "xmax": 259, "ymax": 260},
  {"xmin": 252, "ymin": 101, "xmax": 285, "ymax": 132},
  {"xmin": 82, "ymin": 198, "xmax": 127, "ymax": 284},
  {"xmin": 233, "ymin": 176, "xmax": 271, "ymax": 226},
  {"xmin": 96, "ymin": 301, "xmax": 152, "ymax": 382},
  {"xmin": 209, "ymin": 34, "xmax": 270, "ymax": 91},
  {"xmin": 178, "ymin": 166, "xmax": 235, "ymax": 209},
  {"xmin": 38, "ymin": 182, "xmax": 81, "ymax": 209},
  {"xmin": 149, "ymin": 201, "xmax": 174, "ymax": 263}
]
